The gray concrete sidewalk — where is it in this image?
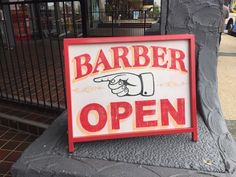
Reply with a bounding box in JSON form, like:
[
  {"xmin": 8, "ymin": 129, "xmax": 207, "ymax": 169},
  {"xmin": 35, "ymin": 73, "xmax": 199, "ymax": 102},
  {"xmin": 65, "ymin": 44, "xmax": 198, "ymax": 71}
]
[
  {"xmin": 218, "ymin": 34, "xmax": 236, "ymax": 140},
  {"xmin": 218, "ymin": 34, "xmax": 236, "ymax": 121},
  {"xmin": 226, "ymin": 120, "xmax": 236, "ymax": 140}
]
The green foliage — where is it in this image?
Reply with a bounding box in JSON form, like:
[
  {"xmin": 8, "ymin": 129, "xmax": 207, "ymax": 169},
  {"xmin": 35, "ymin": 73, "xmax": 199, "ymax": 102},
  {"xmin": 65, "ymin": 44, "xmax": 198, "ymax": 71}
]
[
  {"xmin": 152, "ymin": 6, "xmax": 160, "ymax": 17},
  {"xmin": 147, "ymin": 5, "xmax": 160, "ymax": 20},
  {"xmin": 105, "ymin": 4, "xmax": 113, "ymax": 16}
]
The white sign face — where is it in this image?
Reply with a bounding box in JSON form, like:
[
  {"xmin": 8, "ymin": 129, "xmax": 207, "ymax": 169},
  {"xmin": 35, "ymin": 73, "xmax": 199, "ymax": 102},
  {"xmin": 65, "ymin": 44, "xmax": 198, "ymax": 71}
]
[{"xmin": 64, "ymin": 35, "xmax": 197, "ymax": 152}]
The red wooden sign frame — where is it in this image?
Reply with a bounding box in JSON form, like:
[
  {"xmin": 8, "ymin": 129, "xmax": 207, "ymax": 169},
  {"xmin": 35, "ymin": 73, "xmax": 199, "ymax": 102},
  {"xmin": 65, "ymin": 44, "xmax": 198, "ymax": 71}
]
[{"xmin": 64, "ymin": 34, "xmax": 197, "ymax": 153}]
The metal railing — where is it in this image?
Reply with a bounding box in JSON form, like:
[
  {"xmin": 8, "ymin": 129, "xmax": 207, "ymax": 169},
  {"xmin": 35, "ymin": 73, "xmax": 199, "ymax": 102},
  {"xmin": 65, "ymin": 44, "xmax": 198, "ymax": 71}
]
[{"xmin": 0, "ymin": 0, "xmax": 82, "ymax": 110}]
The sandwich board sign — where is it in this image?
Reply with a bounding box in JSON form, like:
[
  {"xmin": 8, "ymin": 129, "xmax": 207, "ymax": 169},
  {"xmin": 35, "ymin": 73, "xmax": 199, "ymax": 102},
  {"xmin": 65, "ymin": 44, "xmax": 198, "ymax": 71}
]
[{"xmin": 64, "ymin": 34, "xmax": 197, "ymax": 152}]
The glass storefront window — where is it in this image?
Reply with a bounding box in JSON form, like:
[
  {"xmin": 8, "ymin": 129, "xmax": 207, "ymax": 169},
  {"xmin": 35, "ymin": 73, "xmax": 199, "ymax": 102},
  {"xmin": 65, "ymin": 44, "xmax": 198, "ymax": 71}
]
[{"xmin": 88, "ymin": 0, "xmax": 162, "ymax": 36}]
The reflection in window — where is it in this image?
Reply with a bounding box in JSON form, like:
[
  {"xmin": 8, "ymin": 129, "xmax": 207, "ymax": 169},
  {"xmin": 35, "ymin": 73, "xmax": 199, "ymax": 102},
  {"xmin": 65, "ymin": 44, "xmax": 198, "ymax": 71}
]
[{"xmin": 88, "ymin": 0, "xmax": 162, "ymax": 37}]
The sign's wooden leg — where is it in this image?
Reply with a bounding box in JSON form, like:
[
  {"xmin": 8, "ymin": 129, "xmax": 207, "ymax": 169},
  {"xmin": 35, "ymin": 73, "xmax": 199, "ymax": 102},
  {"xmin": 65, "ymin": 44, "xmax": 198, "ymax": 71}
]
[
  {"xmin": 69, "ymin": 141, "xmax": 75, "ymax": 153},
  {"xmin": 192, "ymin": 130, "xmax": 198, "ymax": 142}
]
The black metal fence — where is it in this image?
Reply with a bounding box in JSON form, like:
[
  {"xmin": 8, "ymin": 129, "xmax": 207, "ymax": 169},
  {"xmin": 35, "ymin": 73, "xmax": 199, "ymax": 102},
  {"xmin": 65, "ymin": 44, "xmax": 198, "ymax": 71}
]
[
  {"xmin": 0, "ymin": 0, "xmax": 161, "ymax": 110},
  {"xmin": 0, "ymin": 0, "xmax": 82, "ymax": 110}
]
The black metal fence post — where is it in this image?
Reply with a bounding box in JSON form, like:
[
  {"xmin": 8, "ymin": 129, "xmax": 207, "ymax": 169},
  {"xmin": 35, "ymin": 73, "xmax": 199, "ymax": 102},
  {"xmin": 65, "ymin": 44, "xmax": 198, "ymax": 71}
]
[
  {"xmin": 112, "ymin": 10, "xmax": 114, "ymax": 36},
  {"xmin": 144, "ymin": 10, "xmax": 147, "ymax": 33}
]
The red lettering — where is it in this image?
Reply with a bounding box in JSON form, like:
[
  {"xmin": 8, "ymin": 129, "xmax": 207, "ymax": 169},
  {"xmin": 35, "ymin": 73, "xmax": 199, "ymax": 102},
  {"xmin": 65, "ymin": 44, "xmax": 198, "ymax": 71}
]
[
  {"xmin": 151, "ymin": 46, "xmax": 168, "ymax": 68},
  {"xmin": 169, "ymin": 48, "xmax": 187, "ymax": 72},
  {"xmin": 73, "ymin": 46, "xmax": 189, "ymax": 81},
  {"xmin": 111, "ymin": 102, "xmax": 132, "ymax": 130},
  {"xmin": 93, "ymin": 50, "xmax": 112, "ymax": 73},
  {"xmin": 80, "ymin": 103, "xmax": 107, "ymax": 132},
  {"xmin": 111, "ymin": 46, "xmax": 132, "ymax": 69},
  {"xmin": 136, "ymin": 100, "xmax": 157, "ymax": 128},
  {"xmin": 161, "ymin": 98, "xmax": 185, "ymax": 126},
  {"xmin": 74, "ymin": 54, "xmax": 92, "ymax": 80},
  {"xmin": 133, "ymin": 45, "xmax": 150, "ymax": 67}
]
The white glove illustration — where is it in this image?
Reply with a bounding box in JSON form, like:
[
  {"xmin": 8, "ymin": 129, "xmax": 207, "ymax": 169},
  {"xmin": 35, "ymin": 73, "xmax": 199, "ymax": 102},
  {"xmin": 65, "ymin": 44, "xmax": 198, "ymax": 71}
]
[{"xmin": 93, "ymin": 72, "xmax": 154, "ymax": 97}]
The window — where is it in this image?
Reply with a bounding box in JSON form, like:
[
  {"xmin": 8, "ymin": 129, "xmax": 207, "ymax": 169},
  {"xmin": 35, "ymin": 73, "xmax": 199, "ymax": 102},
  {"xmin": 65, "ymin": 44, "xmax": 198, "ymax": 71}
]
[{"xmin": 87, "ymin": 0, "xmax": 162, "ymax": 37}]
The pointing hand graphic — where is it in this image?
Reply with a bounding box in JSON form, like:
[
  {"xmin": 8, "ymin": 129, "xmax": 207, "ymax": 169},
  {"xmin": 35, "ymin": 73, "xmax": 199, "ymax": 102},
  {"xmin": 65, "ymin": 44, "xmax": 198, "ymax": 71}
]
[{"xmin": 94, "ymin": 72, "xmax": 154, "ymax": 97}]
